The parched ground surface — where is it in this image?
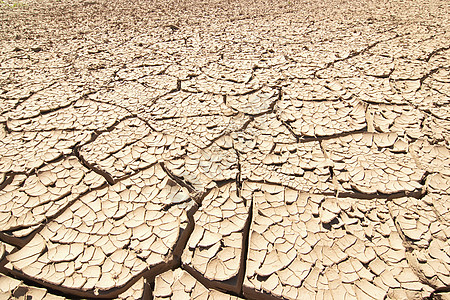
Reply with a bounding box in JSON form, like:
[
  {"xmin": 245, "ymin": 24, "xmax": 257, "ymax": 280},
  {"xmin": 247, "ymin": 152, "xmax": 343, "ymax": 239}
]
[{"xmin": 0, "ymin": 0, "xmax": 450, "ymax": 299}]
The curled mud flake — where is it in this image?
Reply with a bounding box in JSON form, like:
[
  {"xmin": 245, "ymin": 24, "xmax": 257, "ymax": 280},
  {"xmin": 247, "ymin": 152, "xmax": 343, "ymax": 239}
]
[
  {"xmin": 427, "ymin": 173, "xmax": 450, "ymax": 195},
  {"xmin": 114, "ymin": 277, "xmax": 150, "ymax": 300},
  {"xmin": 0, "ymin": 273, "xmax": 67, "ymax": 299},
  {"xmin": 0, "ymin": 240, "xmax": 15, "ymax": 261}
]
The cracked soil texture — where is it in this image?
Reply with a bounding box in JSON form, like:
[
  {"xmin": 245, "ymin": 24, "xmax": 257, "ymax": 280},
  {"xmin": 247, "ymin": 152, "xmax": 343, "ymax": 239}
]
[{"xmin": 0, "ymin": 0, "xmax": 450, "ymax": 299}]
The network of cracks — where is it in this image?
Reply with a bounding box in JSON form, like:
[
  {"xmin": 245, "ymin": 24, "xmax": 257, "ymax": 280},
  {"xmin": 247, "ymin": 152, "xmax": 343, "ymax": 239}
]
[{"xmin": 1, "ymin": 0, "xmax": 450, "ymax": 299}]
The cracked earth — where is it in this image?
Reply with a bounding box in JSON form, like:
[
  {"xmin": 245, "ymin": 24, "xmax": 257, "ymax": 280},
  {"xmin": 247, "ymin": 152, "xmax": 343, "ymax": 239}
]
[{"xmin": 0, "ymin": 0, "xmax": 450, "ymax": 299}]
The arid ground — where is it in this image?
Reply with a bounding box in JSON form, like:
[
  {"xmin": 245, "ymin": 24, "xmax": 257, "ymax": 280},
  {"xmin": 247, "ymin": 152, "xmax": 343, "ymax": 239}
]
[{"xmin": 0, "ymin": 0, "xmax": 450, "ymax": 299}]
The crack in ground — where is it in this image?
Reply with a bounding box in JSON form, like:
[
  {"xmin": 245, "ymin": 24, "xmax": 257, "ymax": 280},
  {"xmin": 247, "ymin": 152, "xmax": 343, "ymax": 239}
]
[
  {"xmin": 160, "ymin": 162, "xmax": 199, "ymax": 199},
  {"xmin": 423, "ymin": 44, "xmax": 450, "ymax": 62},
  {"xmin": 72, "ymin": 141, "xmax": 115, "ymax": 185},
  {"xmin": 179, "ymin": 197, "xmax": 253, "ymax": 299},
  {"xmin": 237, "ymin": 196, "xmax": 253, "ymax": 296}
]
